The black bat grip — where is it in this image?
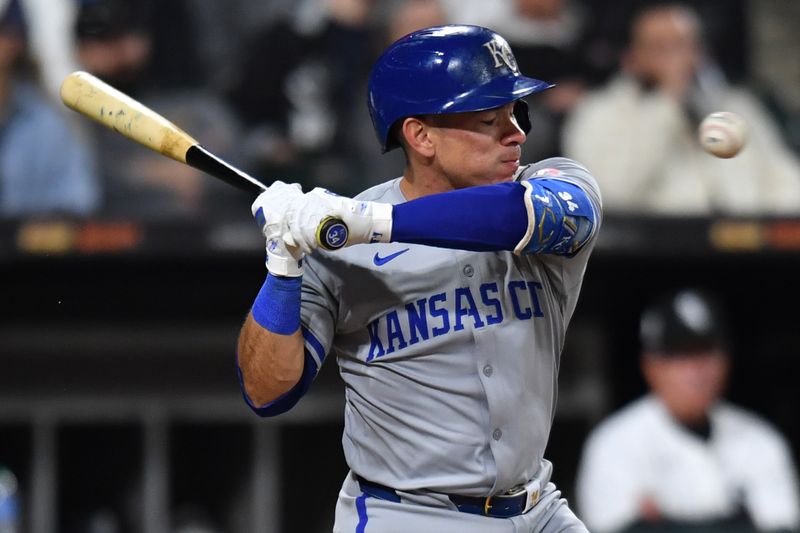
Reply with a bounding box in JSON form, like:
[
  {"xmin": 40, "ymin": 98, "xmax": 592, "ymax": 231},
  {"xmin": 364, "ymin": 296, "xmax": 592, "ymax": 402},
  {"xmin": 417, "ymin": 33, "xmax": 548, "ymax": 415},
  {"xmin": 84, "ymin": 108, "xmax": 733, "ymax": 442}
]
[{"xmin": 185, "ymin": 145, "xmax": 349, "ymax": 250}]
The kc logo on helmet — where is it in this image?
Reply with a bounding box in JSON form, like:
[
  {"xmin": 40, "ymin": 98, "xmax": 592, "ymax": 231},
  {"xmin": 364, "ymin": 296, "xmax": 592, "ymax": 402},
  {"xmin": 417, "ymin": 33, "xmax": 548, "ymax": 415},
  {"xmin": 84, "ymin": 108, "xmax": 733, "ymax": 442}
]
[{"xmin": 483, "ymin": 39, "xmax": 518, "ymax": 72}]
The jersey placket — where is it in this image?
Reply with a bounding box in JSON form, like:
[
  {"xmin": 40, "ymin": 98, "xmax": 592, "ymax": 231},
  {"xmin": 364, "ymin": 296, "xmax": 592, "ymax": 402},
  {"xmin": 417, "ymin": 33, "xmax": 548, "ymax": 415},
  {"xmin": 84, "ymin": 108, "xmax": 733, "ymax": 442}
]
[{"xmin": 456, "ymin": 252, "xmax": 517, "ymax": 493}]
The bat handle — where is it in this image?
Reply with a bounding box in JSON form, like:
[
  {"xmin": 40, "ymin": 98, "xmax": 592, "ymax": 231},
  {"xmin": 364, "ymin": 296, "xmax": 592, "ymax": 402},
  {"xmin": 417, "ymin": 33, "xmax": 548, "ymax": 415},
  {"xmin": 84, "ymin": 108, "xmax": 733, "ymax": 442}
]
[{"xmin": 316, "ymin": 217, "xmax": 349, "ymax": 250}]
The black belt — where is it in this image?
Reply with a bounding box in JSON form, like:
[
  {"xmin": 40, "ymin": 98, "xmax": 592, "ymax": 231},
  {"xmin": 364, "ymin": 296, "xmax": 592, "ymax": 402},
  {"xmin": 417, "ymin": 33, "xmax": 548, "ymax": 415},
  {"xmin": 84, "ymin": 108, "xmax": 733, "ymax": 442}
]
[{"xmin": 356, "ymin": 475, "xmax": 535, "ymax": 518}]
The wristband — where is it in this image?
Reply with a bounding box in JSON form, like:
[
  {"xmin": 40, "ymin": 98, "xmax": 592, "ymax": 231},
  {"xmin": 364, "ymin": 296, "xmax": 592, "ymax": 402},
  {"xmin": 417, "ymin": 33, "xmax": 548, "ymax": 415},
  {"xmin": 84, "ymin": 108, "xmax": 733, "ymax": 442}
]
[{"xmin": 251, "ymin": 274, "xmax": 302, "ymax": 334}]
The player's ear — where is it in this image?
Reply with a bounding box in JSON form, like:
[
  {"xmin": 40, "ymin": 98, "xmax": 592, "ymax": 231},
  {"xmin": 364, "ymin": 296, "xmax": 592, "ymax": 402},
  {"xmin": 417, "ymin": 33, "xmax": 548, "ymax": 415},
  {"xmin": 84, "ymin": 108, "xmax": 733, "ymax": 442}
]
[{"xmin": 400, "ymin": 117, "xmax": 435, "ymax": 158}]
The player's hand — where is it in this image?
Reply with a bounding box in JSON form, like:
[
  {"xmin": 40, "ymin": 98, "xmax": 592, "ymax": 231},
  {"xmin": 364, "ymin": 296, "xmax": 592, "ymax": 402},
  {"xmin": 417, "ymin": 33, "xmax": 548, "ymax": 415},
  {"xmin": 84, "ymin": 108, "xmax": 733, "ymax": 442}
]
[
  {"xmin": 283, "ymin": 188, "xmax": 393, "ymax": 254},
  {"xmin": 251, "ymin": 181, "xmax": 305, "ymax": 277}
]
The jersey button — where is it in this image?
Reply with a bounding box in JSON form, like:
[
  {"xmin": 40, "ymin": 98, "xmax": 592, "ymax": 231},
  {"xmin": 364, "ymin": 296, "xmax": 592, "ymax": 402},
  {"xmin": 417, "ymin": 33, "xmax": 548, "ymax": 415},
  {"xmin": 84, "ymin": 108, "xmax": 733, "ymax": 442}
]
[
  {"xmin": 463, "ymin": 265, "xmax": 474, "ymax": 277},
  {"xmin": 493, "ymin": 428, "xmax": 502, "ymax": 441},
  {"xmin": 483, "ymin": 365, "xmax": 493, "ymax": 377}
]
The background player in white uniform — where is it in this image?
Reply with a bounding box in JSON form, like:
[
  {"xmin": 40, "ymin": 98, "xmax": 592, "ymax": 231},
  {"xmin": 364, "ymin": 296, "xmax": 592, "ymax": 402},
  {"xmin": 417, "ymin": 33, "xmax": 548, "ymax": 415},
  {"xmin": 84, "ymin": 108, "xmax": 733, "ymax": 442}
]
[
  {"xmin": 237, "ymin": 25, "xmax": 602, "ymax": 532},
  {"xmin": 576, "ymin": 288, "xmax": 800, "ymax": 532}
]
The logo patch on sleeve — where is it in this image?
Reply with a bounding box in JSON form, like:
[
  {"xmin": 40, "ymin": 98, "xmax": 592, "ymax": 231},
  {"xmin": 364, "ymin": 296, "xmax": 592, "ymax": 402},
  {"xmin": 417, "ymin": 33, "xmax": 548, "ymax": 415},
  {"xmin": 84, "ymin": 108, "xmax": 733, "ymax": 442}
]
[{"xmin": 533, "ymin": 168, "xmax": 563, "ymax": 178}]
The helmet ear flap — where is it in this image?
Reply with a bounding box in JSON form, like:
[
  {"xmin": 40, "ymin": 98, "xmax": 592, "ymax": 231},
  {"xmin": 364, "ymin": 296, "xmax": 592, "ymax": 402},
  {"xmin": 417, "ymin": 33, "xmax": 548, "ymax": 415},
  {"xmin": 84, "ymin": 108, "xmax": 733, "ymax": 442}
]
[{"xmin": 513, "ymin": 100, "xmax": 531, "ymax": 135}]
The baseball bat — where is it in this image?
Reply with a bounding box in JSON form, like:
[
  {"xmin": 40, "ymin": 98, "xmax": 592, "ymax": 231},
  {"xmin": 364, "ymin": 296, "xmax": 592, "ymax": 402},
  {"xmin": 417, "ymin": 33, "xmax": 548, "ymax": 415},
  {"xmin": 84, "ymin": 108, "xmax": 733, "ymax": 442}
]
[{"xmin": 59, "ymin": 71, "xmax": 348, "ymax": 250}]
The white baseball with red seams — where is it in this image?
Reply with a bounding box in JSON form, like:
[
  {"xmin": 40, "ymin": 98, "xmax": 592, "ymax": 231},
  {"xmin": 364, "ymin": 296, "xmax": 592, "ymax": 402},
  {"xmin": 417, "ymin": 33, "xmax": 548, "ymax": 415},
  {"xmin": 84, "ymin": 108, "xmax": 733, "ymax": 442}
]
[{"xmin": 698, "ymin": 111, "xmax": 748, "ymax": 158}]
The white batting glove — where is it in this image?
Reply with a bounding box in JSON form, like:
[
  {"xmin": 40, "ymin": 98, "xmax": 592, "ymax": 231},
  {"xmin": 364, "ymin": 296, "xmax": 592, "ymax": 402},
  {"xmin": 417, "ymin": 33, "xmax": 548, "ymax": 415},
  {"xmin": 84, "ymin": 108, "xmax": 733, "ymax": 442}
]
[
  {"xmin": 283, "ymin": 188, "xmax": 393, "ymax": 254},
  {"xmin": 251, "ymin": 181, "xmax": 305, "ymax": 277},
  {"xmin": 264, "ymin": 238, "xmax": 304, "ymax": 277}
]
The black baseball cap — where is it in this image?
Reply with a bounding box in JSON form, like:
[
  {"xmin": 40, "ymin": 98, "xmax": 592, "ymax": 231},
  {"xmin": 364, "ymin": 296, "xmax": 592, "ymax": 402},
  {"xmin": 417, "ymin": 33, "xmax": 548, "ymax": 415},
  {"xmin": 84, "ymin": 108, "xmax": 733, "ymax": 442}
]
[{"xmin": 640, "ymin": 288, "xmax": 729, "ymax": 356}]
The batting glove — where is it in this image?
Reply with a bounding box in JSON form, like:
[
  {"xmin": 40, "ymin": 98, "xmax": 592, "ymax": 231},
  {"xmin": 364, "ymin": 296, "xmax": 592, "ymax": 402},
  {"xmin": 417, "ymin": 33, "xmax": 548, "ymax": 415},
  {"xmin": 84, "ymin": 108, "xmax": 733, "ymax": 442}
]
[
  {"xmin": 283, "ymin": 188, "xmax": 393, "ymax": 254},
  {"xmin": 251, "ymin": 181, "xmax": 305, "ymax": 277}
]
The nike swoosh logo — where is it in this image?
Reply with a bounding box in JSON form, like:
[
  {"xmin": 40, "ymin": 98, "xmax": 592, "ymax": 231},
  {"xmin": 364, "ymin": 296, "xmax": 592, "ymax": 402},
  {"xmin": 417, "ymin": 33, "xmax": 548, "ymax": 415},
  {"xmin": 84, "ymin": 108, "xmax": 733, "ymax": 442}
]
[{"xmin": 373, "ymin": 248, "xmax": 410, "ymax": 266}]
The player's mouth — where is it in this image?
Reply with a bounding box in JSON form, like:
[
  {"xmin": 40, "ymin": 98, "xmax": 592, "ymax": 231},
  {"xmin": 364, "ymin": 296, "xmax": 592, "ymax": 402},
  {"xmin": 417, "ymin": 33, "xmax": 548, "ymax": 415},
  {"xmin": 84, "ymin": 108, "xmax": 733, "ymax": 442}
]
[{"xmin": 500, "ymin": 158, "xmax": 520, "ymax": 173}]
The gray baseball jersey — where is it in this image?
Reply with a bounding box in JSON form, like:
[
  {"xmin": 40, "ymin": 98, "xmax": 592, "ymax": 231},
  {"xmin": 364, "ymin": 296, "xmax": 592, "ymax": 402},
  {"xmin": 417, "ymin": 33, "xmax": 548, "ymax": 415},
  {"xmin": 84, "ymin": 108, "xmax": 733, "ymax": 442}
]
[{"xmin": 300, "ymin": 157, "xmax": 601, "ymax": 498}]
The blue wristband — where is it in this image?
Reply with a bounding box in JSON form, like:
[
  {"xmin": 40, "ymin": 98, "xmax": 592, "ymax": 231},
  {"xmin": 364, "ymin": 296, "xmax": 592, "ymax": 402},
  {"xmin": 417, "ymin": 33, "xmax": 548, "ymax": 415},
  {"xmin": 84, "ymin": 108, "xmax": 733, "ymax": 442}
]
[{"xmin": 251, "ymin": 274, "xmax": 302, "ymax": 335}]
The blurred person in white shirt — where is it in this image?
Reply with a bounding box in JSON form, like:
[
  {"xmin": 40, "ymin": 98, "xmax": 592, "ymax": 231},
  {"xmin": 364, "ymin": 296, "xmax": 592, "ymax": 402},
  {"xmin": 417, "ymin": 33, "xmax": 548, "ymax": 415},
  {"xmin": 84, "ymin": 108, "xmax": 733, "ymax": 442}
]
[
  {"xmin": 563, "ymin": 3, "xmax": 800, "ymax": 216},
  {"xmin": 576, "ymin": 288, "xmax": 800, "ymax": 532}
]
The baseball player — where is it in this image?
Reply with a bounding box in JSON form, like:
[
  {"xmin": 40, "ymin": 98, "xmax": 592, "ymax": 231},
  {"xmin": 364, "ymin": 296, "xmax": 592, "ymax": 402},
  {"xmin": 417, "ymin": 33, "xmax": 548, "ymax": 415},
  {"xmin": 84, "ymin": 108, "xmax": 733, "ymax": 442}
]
[
  {"xmin": 576, "ymin": 289, "xmax": 800, "ymax": 532},
  {"xmin": 237, "ymin": 25, "xmax": 602, "ymax": 532}
]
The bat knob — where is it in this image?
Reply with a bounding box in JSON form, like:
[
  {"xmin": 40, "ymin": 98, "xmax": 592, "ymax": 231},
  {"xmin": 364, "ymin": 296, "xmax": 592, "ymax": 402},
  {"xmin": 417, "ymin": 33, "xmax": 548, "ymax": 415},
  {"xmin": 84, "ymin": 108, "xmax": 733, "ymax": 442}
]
[{"xmin": 317, "ymin": 217, "xmax": 349, "ymax": 250}]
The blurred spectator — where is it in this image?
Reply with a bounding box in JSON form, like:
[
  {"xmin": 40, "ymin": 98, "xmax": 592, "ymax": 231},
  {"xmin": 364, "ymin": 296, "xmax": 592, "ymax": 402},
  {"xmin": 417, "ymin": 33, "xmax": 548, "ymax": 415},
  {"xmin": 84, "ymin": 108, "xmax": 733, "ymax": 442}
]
[
  {"xmin": 440, "ymin": 0, "xmax": 593, "ymax": 161},
  {"xmin": 747, "ymin": 0, "xmax": 800, "ymax": 157},
  {"xmin": 576, "ymin": 288, "xmax": 800, "ymax": 533},
  {"xmin": 577, "ymin": 0, "xmax": 750, "ymax": 86},
  {"xmin": 9, "ymin": 0, "xmax": 80, "ymax": 101},
  {"xmin": 75, "ymin": 0, "xmax": 207, "ymax": 92},
  {"xmin": 563, "ymin": 3, "xmax": 800, "ymax": 216},
  {"xmin": 0, "ymin": 464, "xmax": 18, "ymax": 533},
  {"xmin": 0, "ymin": 0, "xmax": 99, "ymax": 217},
  {"xmin": 350, "ymin": 0, "xmax": 446, "ymax": 183},
  {"xmin": 385, "ymin": 0, "xmax": 445, "ymax": 42},
  {"xmin": 75, "ymin": 0, "xmax": 246, "ymax": 220},
  {"xmin": 182, "ymin": 0, "xmax": 313, "ymax": 94},
  {"xmin": 74, "ymin": 0, "xmax": 153, "ymax": 97},
  {"xmin": 100, "ymin": 91, "xmax": 246, "ymax": 220},
  {"xmin": 225, "ymin": 0, "xmax": 379, "ymax": 195}
]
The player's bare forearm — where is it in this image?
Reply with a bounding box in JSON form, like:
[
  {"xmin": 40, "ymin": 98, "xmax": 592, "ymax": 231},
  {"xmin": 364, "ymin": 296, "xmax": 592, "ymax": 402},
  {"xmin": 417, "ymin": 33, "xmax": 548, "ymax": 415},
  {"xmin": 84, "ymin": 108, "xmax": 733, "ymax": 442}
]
[{"xmin": 237, "ymin": 313, "xmax": 305, "ymax": 406}]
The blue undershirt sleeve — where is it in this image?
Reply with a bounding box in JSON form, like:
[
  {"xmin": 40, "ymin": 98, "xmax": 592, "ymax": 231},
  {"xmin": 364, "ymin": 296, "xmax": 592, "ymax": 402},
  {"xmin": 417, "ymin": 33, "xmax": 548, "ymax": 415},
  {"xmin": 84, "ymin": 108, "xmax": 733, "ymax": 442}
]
[
  {"xmin": 390, "ymin": 179, "xmax": 597, "ymax": 255},
  {"xmin": 392, "ymin": 182, "xmax": 528, "ymax": 251}
]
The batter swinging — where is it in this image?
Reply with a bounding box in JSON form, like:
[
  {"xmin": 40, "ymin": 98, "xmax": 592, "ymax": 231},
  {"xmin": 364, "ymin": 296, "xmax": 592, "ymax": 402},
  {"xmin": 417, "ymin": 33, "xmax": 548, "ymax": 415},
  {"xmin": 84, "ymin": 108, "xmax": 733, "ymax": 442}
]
[{"xmin": 237, "ymin": 25, "xmax": 602, "ymax": 533}]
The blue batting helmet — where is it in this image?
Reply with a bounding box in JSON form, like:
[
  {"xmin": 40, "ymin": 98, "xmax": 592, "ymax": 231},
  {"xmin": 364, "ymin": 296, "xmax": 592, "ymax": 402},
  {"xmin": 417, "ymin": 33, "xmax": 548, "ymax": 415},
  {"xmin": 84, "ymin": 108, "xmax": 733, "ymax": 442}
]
[{"xmin": 368, "ymin": 25, "xmax": 553, "ymax": 152}]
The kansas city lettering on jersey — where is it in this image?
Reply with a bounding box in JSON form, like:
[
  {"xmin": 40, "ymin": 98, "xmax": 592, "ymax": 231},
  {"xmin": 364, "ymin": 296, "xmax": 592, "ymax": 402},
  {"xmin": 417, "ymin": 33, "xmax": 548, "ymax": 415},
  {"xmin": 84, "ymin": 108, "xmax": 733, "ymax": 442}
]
[{"xmin": 367, "ymin": 279, "xmax": 544, "ymax": 361}]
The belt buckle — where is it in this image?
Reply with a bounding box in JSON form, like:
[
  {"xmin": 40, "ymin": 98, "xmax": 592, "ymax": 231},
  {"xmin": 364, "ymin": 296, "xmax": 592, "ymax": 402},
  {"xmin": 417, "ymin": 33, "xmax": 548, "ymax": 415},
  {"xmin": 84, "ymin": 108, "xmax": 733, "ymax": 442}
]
[
  {"xmin": 501, "ymin": 484, "xmax": 526, "ymax": 497},
  {"xmin": 521, "ymin": 479, "xmax": 541, "ymax": 514},
  {"xmin": 484, "ymin": 483, "xmax": 534, "ymax": 517}
]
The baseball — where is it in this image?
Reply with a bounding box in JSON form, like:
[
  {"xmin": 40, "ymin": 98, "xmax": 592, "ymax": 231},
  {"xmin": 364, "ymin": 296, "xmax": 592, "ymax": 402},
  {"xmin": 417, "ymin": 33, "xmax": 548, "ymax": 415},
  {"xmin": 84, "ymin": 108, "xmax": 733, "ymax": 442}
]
[{"xmin": 698, "ymin": 111, "xmax": 748, "ymax": 158}]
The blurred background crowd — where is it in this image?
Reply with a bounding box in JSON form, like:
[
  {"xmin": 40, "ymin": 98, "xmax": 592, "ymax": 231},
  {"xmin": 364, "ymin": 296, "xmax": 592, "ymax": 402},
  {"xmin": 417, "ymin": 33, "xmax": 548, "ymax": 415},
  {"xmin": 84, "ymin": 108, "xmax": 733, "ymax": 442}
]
[
  {"xmin": 2, "ymin": 0, "xmax": 800, "ymax": 221},
  {"xmin": 2, "ymin": 0, "xmax": 800, "ymax": 532}
]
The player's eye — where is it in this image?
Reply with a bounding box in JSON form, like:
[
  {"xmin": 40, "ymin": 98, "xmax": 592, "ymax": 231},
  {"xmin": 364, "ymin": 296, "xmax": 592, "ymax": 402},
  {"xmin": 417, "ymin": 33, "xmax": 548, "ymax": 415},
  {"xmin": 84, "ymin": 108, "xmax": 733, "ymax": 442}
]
[{"xmin": 480, "ymin": 117, "xmax": 496, "ymax": 125}]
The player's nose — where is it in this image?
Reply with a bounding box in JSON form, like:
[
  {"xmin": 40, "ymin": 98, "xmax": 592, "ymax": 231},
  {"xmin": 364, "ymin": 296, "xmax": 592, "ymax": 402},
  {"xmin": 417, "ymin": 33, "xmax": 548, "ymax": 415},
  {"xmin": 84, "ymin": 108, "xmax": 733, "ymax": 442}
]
[
  {"xmin": 498, "ymin": 104, "xmax": 526, "ymax": 145},
  {"xmin": 502, "ymin": 117, "xmax": 526, "ymax": 146}
]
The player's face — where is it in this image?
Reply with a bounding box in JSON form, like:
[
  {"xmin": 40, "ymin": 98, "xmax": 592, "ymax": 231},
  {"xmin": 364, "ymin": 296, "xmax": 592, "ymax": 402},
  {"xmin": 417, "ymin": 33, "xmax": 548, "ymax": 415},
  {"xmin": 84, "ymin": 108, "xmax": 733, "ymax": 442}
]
[
  {"xmin": 643, "ymin": 349, "xmax": 729, "ymax": 424},
  {"xmin": 425, "ymin": 102, "xmax": 526, "ymax": 188}
]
